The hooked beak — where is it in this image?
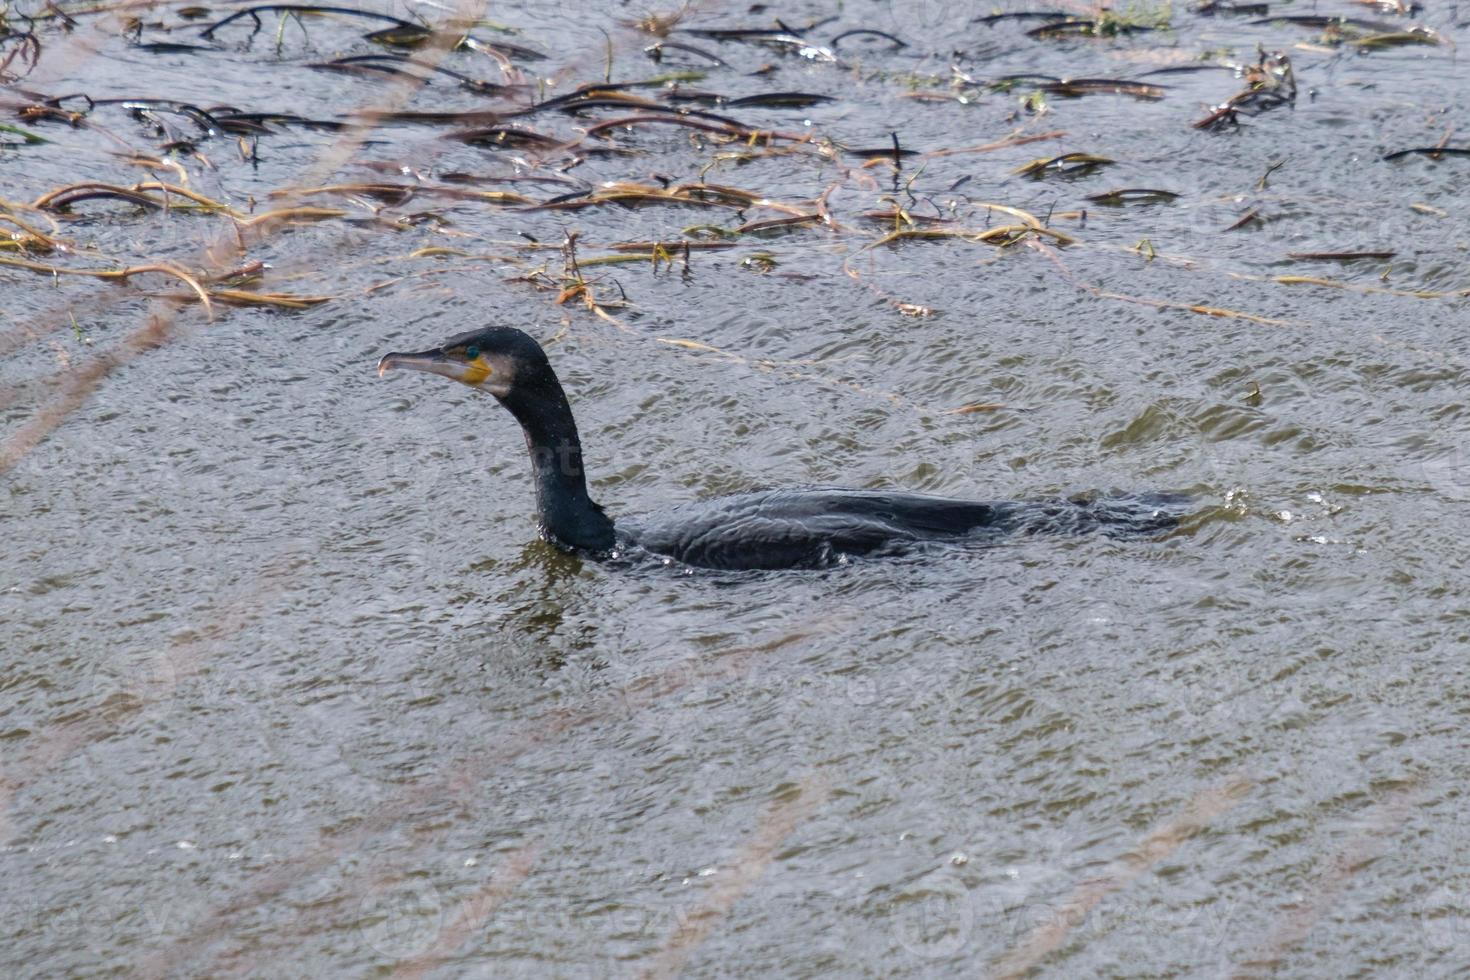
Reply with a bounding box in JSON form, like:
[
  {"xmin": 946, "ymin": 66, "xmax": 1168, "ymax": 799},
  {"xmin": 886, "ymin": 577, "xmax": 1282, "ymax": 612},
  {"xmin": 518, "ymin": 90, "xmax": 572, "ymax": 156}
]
[
  {"xmin": 377, "ymin": 348, "xmax": 490, "ymax": 387},
  {"xmin": 378, "ymin": 348, "xmax": 454, "ymax": 380}
]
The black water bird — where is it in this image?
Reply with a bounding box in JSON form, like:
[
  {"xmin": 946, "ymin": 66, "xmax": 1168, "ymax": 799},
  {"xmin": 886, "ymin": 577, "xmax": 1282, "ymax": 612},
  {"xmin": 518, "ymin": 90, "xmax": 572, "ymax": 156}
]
[{"xmin": 377, "ymin": 327, "xmax": 1184, "ymax": 570}]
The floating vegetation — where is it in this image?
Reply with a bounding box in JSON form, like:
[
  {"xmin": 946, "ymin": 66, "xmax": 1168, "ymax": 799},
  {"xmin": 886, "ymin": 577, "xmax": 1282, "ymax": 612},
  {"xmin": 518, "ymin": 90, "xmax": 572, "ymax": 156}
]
[
  {"xmin": 448, "ymin": 126, "xmax": 561, "ymax": 149},
  {"xmin": 197, "ymin": 5, "xmax": 424, "ymax": 41},
  {"xmin": 829, "ymin": 29, "xmax": 907, "ymax": 50},
  {"xmin": 33, "ymin": 181, "xmax": 237, "ymax": 213},
  {"xmin": 1243, "ymin": 273, "xmax": 1470, "ymax": 299},
  {"xmin": 1197, "ymin": 2, "xmax": 1271, "ymax": 16},
  {"xmin": 0, "ymin": 203, "xmax": 63, "ymax": 252},
  {"xmin": 583, "ymin": 113, "xmax": 801, "ymax": 142},
  {"xmin": 195, "ymin": 3, "xmax": 549, "ymax": 59},
  {"xmin": 1014, "ymin": 152, "xmax": 1115, "ymax": 177},
  {"xmin": 1247, "ymin": 13, "xmax": 1442, "ymax": 47},
  {"xmin": 1086, "ymin": 188, "xmax": 1180, "ymax": 205},
  {"xmin": 0, "ymin": 25, "xmax": 42, "ymax": 80},
  {"xmin": 1382, "ymin": 146, "xmax": 1470, "ymax": 161},
  {"xmin": 309, "ymin": 53, "xmax": 509, "ymax": 93},
  {"xmin": 1347, "ymin": 30, "xmax": 1443, "ymax": 48},
  {"xmin": 676, "ymin": 25, "xmax": 811, "ymax": 41},
  {"xmin": 975, "ymin": 12, "xmax": 1076, "ymax": 26},
  {"xmin": 842, "ymin": 144, "xmax": 922, "ymax": 159},
  {"xmin": 1015, "ymin": 0, "xmax": 1176, "ymax": 38},
  {"xmin": 1223, "ymin": 207, "xmax": 1263, "ymax": 231},
  {"xmin": 5, "ymin": 0, "xmax": 1467, "ymax": 479},
  {"xmin": 724, "ymin": 92, "xmax": 834, "ymax": 108},
  {"xmin": 674, "ymin": 22, "xmax": 838, "ymax": 60},
  {"xmin": 1028, "ymin": 18, "xmax": 1158, "ymax": 38},
  {"xmin": 276, "ymin": 183, "xmax": 532, "ymax": 206},
  {"xmin": 861, "ymin": 202, "xmax": 1077, "ymax": 251},
  {"xmin": 527, "ymin": 181, "xmax": 743, "ymax": 213},
  {"xmin": 0, "ymin": 122, "xmax": 48, "ymax": 145},
  {"xmin": 1193, "ymin": 49, "xmax": 1296, "ymax": 129},
  {"xmin": 644, "ymin": 39, "xmax": 729, "ymax": 66},
  {"xmin": 1039, "ymin": 78, "xmax": 1168, "ymax": 100},
  {"xmin": 1286, "ymin": 251, "xmax": 1395, "ymax": 261}
]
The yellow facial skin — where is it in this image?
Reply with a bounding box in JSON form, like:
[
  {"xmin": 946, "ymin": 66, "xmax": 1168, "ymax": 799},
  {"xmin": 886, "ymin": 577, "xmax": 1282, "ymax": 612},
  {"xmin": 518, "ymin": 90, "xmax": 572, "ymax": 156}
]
[{"xmin": 457, "ymin": 353, "xmax": 492, "ymax": 386}]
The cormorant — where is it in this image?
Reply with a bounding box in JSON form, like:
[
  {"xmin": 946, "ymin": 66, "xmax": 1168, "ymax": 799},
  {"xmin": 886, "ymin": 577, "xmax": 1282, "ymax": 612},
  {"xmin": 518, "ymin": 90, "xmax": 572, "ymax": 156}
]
[{"xmin": 377, "ymin": 327, "xmax": 1184, "ymax": 570}]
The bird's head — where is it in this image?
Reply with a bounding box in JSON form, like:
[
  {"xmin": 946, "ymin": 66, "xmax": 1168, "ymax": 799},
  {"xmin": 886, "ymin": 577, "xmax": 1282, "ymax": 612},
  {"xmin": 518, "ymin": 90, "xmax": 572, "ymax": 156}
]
[{"xmin": 376, "ymin": 326, "xmax": 551, "ymax": 400}]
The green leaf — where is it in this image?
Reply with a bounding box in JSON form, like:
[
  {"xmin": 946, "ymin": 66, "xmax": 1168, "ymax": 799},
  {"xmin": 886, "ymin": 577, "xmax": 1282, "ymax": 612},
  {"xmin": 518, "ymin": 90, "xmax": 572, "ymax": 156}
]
[{"xmin": 0, "ymin": 123, "xmax": 50, "ymax": 145}]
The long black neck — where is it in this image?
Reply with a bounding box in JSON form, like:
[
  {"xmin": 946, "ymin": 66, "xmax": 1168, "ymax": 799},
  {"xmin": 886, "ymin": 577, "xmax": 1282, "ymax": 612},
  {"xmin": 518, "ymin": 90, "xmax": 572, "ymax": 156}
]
[{"xmin": 499, "ymin": 373, "xmax": 616, "ymax": 554}]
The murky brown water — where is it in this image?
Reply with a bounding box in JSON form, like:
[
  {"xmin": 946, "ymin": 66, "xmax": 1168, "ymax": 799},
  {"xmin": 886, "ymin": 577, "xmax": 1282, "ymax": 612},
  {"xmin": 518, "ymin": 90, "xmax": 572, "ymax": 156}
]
[{"xmin": 4, "ymin": 0, "xmax": 1468, "ymax": 975}]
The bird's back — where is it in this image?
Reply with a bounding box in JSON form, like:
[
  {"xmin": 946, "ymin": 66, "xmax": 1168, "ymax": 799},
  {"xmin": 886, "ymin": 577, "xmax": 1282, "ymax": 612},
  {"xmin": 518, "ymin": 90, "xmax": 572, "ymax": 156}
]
[{"xmin": 621, "ymin": 487, "xmax": 1182, "ymax": 571}]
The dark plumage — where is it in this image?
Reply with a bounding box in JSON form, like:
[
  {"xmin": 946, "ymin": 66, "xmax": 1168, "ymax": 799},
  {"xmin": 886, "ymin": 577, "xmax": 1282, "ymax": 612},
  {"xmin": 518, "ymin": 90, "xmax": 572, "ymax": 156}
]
[{"xmin": 377, "ymin": 327, "xmax": 1184, "ymax": 571}]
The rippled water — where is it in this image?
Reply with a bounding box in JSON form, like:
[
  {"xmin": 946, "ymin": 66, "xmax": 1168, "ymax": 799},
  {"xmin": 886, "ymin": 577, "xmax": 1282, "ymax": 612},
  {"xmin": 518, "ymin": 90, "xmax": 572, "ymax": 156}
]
[{"xmin": 4, "ymin": 0, "xmax": 1468, "ymax": 975}]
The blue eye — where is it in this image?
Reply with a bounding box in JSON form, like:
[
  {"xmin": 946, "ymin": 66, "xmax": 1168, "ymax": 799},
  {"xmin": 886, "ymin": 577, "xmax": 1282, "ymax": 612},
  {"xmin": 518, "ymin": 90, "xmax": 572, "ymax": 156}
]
[{"xmin": 465, "ymin": 345, "xmax": 480, "ymax": 359}]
